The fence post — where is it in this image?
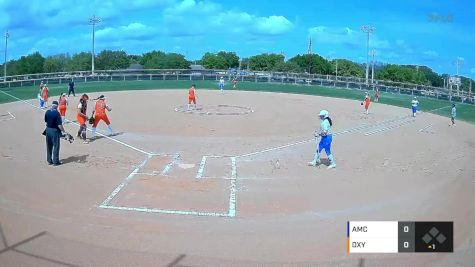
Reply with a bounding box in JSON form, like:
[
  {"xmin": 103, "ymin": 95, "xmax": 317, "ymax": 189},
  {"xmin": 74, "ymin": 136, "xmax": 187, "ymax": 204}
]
[
  {"xmin": 110, "ymin": 75, "xmax": 113, "ymax": 81},
  {"xmin": 123, "ymin": 75, "xmax": 125, "ymax": 81},
  {"xmin": 84, "ymin": 76, "xmax": 87, "ymax": 83},
  {"xmin": 163, "ymin": 74, "xmax": 165, "ymax": 80},
  {"xmin": 190, "ymin": 74, "xmax": 192, "ymax": 81},
  {"xmin": 150, "ymin": 74, "xmax": 152, "ymax": 81},
  {"xmin": 176, "ymin": 73, "xmax": 178, "ymax": 80}
]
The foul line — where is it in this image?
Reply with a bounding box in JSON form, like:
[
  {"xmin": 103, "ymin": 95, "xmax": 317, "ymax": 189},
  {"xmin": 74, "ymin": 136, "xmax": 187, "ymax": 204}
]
[
  {"xmin": 234, "ymin": 105, "xmax": 449, "ymax": 159},
  {"xmin": 0, "ymin": 90, "xmax": 153, "ymax": 156},
  {"xmin": 364, "ymin": 118, "xmax": 415, "ymax": 136},
  {"xmin": 235, "ymin": 115, "xmax": 413, "ymax": 159}
]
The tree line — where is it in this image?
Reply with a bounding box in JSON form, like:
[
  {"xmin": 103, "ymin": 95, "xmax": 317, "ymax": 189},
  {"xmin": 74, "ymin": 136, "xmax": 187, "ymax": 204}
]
[{"xmin": 0, "ymin": 50, "xmax": 472, "ymax": 90}]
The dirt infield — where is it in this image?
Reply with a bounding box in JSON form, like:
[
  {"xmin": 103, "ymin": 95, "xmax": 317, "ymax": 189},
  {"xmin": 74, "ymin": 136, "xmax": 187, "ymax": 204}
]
[{"xmin": 0, "ymin": 89, "xmax": 474, "ymax": 266}]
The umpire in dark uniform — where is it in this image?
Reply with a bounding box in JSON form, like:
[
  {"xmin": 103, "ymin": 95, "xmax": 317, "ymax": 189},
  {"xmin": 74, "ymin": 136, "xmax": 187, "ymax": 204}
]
[
  {"xmin": 44, "ymin": 101, "xmax": 66, "ymax": 166},
  {"xmin": 68, "ymin": 80, "xmax": 75, "ymax": 97}
]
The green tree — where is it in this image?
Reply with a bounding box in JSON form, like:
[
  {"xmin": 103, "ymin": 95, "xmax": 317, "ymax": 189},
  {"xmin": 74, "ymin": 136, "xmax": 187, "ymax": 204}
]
[
  {"xmin": 330, "ymin": 59, "xmax": 364, "ymax": 77},
  {"xmin": 248, "ymin": 53, "xmax": 284, "ymax": 71},
  {"xmin": 272, "ymin": 61, "xmax": 302, "ymax": 73},
  {"xmin": 16, "ymin": 52, "xmax": 45, "ymax": 74},
  {"xmin": 141, "ymin": 50, "xmax": 189, "ymax": 69},
  {"xmin": 287, "ymin": 54, "xmax": 332, "ymax": 74},
  {"xmin": 65, "ymin": 52, "xmax": 92, "ymax": 71},
  {"xmin": 376, "ymin": 65, "xmax": 429, "ymax": 85},
  {"xmin": 0, "ymin": 59, "xmax": 20, "ymax": 76},
  {"xmin": 217, "ymin": 51, "xmax": 239, "ymax": 68},
  {"xmin": 127, "ymin": 54, "xmax": 143, "ymax": 65},
  {"xmin": 43, "ymin": 54, "xmax": 70, "ymax": 73},
  {"xmin": 201, "ymin": 52, "xmax": 228, "ymax": 69},
  {"xmin": 95, "ymin": 50, "xmax": 129, "ymax": 70}
]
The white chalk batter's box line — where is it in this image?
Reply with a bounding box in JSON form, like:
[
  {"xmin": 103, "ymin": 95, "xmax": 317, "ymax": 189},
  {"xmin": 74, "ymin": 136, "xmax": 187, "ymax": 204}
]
[
  {"xmin": 98, "ymin": 154, "xmax": 238, "ymax": 218},
  {"xmin": 0, "ymin": 112, "xmax": 15, "ymax": 122}
]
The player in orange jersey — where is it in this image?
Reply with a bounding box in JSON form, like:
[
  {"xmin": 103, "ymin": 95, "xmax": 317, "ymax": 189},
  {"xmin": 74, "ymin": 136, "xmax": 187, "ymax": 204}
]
[
  {"xmin": 77, "ymin": 94, "xmax": 89, "ymax": 144},
  {"xmin": 188, "ymin": 84, "xmax": 197, "ymax": 110},
  {"xmin": 58, "ymin": 93, "xmax": 68, "ymax": 123},
  {"xmin": 362, "ymin": 92, "xmax": 371, "ymax": 115},
  {"xmin": 91, "ymin": 95, "xmax": 114, "ymax": 139},
  {"xmin": 42, "ymin": 85, "xmax": 49, "ymax": 108}
]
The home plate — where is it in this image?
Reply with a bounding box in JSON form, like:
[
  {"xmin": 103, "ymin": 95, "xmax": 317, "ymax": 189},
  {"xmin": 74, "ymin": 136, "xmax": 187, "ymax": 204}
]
[{"xmin": 178, "ymin": 163, "xmax": 195, "ymax": 169}]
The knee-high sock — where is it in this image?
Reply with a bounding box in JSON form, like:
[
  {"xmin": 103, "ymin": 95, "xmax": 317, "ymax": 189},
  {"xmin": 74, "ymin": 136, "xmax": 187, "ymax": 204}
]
[
  {"xmin": 92, "ymin": 127, "xmax": 96, "ymax": 138},
  {"xmin": 107, "ymin": 125, "xmax": 114, "ymax": 134},
  {"xmin": 313, "ymin": 149, "xmax": 321, "ymax": 163},
  {"xmin": 328, "ymin": 154, "xmax": 335, "ymax": 165}
]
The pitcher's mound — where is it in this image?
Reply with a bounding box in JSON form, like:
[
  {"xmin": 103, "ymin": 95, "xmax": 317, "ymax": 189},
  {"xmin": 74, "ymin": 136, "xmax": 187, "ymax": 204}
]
[{"xmin": 174, "ymin": 104, "xmax": 254, "ymax": 115}]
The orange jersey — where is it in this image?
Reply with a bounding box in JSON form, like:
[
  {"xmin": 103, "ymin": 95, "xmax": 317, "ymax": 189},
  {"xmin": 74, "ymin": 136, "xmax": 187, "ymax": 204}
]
[
  {"xmin": 42, "ymin": 87, "xmax": 49, "ymax": 99},
  {"xmin": 188, "ymin": 87, "xmax": 195, "ymax": 98},
  {"xmin": 59, "ymin": 96, "xmax": 67, "ymax": 106},
  {"xmin": 94, "ymin": 99, "xmax": 108, "ymax": 116},
  {"xmin": 364, "ymin": 96, "xmax": 370, "ymax": 105}
]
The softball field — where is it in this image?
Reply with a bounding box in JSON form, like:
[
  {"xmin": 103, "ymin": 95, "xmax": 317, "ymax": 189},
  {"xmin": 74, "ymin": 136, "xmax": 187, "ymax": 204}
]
[{"xmin": 0, "ymin": 89, "xmax": 474, "ymax": 266}]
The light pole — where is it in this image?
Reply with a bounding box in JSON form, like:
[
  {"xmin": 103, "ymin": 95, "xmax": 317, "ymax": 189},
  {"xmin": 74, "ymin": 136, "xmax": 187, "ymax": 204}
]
[
  {"xmin": 89, "ymin": 15, "xmax": 101, "ymax": 75},
  {"xmin": 4, "ymin": 31, "xmax": 8, "ymax": 82},
  {"xmin": 454, "ymin": 57, "xmax": 464, "ymax": 96},
  {"xmin": 361, "ymin": 25, "xmax": 375, "ymax": 85},
  {"xmin": 370, "ymin": 49, "xmax": 376, "ymax": 84},
  {"xmin": 335, "ymin": 59, "xmax": 338, "ymax": 80}
]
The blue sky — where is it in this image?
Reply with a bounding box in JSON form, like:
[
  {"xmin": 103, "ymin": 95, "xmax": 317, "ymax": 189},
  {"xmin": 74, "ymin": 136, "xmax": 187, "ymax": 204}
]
[{"xmin": 0, "ymin": 0, "xmax": 473, "ymax": 77}]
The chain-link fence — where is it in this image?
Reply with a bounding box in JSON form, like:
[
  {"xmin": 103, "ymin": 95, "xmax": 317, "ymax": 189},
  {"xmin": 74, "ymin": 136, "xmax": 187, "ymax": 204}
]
[{"xmin": 1, "ymin": 69, "xmax": 473, "ymax": 104}]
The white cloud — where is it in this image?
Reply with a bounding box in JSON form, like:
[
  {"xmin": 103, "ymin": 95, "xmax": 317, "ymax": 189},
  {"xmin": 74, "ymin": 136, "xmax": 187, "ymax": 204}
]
[
  {"xmin": 163, "ymin": 0, "xmax": 293, "ymax": 37},
  {"xmin": 95, "ymin": 22, "xmax": 157, "ymax": 41},
  {"xmin": 308, "ymin": 26, "xmax": 360, "ymax": 48},
  {"xmin": 470, "ymin": 68, "xmax": 475, "ymax": 74},
  {"xmin": 254, "ymin": 16, "xmax": 294, "ymax": 35},
  {"xmin": 0, "ymin": 0, "xmax": 176, "ymax": 30}
]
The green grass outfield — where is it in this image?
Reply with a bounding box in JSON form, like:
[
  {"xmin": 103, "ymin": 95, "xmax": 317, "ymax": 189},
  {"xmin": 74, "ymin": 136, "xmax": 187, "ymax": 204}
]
[{"xmin": 0, "ymin": 80, "xmax": 473, "ymax": 123}]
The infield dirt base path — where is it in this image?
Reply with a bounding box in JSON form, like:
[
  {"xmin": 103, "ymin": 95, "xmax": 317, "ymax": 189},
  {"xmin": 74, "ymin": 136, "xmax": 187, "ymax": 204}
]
[{"xmin": 0, "ymin": 89, "xmax": 474, "ymax": 266}]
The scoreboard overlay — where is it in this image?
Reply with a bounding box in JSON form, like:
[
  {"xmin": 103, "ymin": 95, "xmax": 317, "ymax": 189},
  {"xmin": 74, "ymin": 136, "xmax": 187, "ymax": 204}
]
[{"xmin": 347, "ymin": 221, "xmax": 453, "ymax": 253}]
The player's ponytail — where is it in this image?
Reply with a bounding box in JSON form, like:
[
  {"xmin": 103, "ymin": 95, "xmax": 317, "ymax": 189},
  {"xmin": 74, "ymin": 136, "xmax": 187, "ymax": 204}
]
[{"xmin": 326, "ymin": 117, "xmax": 333, "ymax": 126}]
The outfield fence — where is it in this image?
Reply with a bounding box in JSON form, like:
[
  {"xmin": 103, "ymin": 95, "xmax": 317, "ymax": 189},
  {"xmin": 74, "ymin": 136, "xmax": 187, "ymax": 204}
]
[{"xmin": 1, "ymin": 69, "xmax": 473, "ymax": 104}]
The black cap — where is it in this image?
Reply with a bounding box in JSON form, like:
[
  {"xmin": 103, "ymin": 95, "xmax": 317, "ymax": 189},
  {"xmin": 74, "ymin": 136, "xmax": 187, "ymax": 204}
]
[{"xmin": 52, "ymin": 101, "xmax": 59, "ymax": 106}]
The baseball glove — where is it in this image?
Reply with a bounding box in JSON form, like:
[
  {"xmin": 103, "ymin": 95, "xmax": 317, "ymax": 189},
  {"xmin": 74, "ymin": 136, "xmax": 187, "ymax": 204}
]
[
  {"xmin": 61, "ymin": 132, "xmax": 75, "ymax": 143},
  {"xmin": 360, "ymin": 102, "xmax": 363, "ymax": 105},
  {"xmin": 88, "ymin": 116, "xmax": 95, "ymax": 125}
]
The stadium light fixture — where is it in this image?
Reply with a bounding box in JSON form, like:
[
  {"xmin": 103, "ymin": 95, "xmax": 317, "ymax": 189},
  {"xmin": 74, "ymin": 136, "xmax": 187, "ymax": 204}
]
[
  {"xmin": 89, "ymin": 15, "xmax": 102, "ymax": 75},
  {"xmin": 361, "ymin": 25, "xmax": 375, "ymax": 85}
]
